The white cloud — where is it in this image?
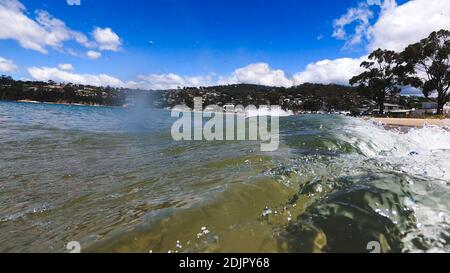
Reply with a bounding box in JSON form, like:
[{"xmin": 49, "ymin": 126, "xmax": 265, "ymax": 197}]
[
  {"xmin": 128, "ymin": 63, "xmax": 292, "ymax": 90},
  {"xmin": 220, "ymin": 63, "xmax": 293, "ymax": 87},
  {"xmin": 128, "ymin": 60, "xmax": 366, "ymax": 90},
  {"xmin": 0, "ymin": 56, "xmax": 18, "ymax": 72},
  {"xmin": 66, "ymin": 0, "xmax": 81, "ymax": 6},
  {"xmin": 28, "ymin": 66, "xmax": 124, "ymax": 87},
  {"xmin": 24, "ymin": 59, "xmax": 364, "ymax": 90},
  {"xmin": 319, "ymin": 0, "xmax": 450, "ymax": 88},
  {"xmin": 129, "ymin": 73, "xmax": 216, "ymax": 90},
  {"xmin": 293, "ymin": 56, "xmax": 367, "ymax": 85},
  {"xmin": 20, "ymin": 0, "xmax": 450, "ymax": 90},
  {"xmin": 86, "ymin": 50, "xmax": 102, "ymax": 60},
  {"xmin": 0, "ymin": 0, "xmax": 93, "ymax": 54},
  {"xmin": 367, "ymin": 0, "xmax": 450, "ymax": 51},
  {"xmin": 332, "ymin": 2, "xmax": 373, "ymax": 47},
  {"xmin": 25, "ymin": 62, "xmax": 295, "ymax": 90},
  {"xmin": 130, "ymin": 63, "xmax": 293, "ymax": 90},
  {"xmin": 92, "ymin": 27, "xmax": 121, "ymax": 51},
  {"xmin": 332, "ymin": 0, "xmax": 450, "ymax": 52},
  {"xmin": 57, "ymin": 63, "xmax": 74, "ymax": 71},
  {"xmin": 35, "ymin": 10, "xmax": 92, "ymax": 48},
  {"xmin": 0, "ymin": 0, "xmax": 122, "ymax": 55}
]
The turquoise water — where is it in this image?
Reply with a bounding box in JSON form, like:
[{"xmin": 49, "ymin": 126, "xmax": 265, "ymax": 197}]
[{"xmin": 0, "ymin": 101, "xmax": 449, "ymax": 253}]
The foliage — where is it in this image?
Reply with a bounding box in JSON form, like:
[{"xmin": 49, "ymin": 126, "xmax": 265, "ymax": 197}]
[
  {"xmin": 349, "ymin": 49, "xmax": 402, "ymax": 114},
  {"xmin": 399, "ymin": 30, "xmax": 450, "ymax": 114},
  {"xmin": 0, "ymin": 76, "xmax": 126, "ymax": 106}
]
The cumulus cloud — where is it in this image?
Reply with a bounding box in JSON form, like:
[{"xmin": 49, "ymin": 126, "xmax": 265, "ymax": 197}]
[
  {"xmin": 0, "ymin": 0, "xmax": 92, "ymax": 53},
  {"xmin": 332, "ymin": 0, "xmax": 450, "ymax": 52},
  {"xmin": 19, "ymin": 0, "xmax": 450, "ymax": 91},
  {"xmin": 317, "ymin": 0, "xmax": 450, "ymax": 88},
  {"xmin": 0, "ymin": 56, "xmax": 18, "ymax": 72},
  {"xmin": 92, "ymin": 27, "xmax": 122, "ymax": 51},
  {"xmin": 332, "ymin": 2, "xmax": 373, "ymax": 47},
  {"xmin": 86, "ymin": 50, "xmax": 102, "ymax": 60},
  {"xmin": 129, "ymin": 73, "xmax": 216, "ymax": 90},
  {"xmin": 35, "ymin": 10, "xmax": 92, "ymax": 48},
  {"xmin": 130, "ymin": 63, "xmax": 294, "ymax": 90},
  {"xmin": 0, "ymin": 0, "xmax": 121, "ymax": 55},
  {"xmin": 28, "ymin": 66, "xmax": 124, "ymax": 87},
  {"xmin": 293, "ymin": 57, "xmax": 367, "ymax": 85},
  {"xmin": 22, "ymin": 59, "xmax": 365, "ymax": 90},
  {"xmin": 127, "ymin": 60, "xmax": 367, "ymax": 90},
  {"xmin": 129, "ymin": 0, "xmax": 450, "ymax": 89},
  {"xmin": 220, "ymin": 63, "xmax": 293, "ymax": 87},
  {"xmin": 66, "ymin": 0, "xmax": 81, "ymax": 6},
  {"xmin": 57, "ymin": 63, "xmax": 74, "ymax": 71},
  {"xmin": 26, "ymin": 65, "xmax": 214, "ymax": 90},
  {"xmin": 367, "ymin": 0, "xmax": 450, "ymax": 51}
]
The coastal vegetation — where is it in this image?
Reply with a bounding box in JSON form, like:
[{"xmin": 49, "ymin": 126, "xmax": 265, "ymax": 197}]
[
  {"xmin": 349, "ymin": 49, "xmax": 403, "ymax": 115},
  {"xmin": 2, "ymin": 75, "xmax": 428, "ymax": 114},
  {"xmin": 400, "ymin": 30, "xmax": 450, "ymax": 115},
  {"xmin": 0, "ymin": 76, "xmax": 126, "ymax": 106},
  {"xmin": 156, "ymin": 83, "xmax": 371, "ymax": 112},
  {"xmin": 351, "ymin": 29, "xmax": 450, "ymax": 115},
  {"xmin": 1, "ymin": 30, "xmax": 448, "ymax": 116}
]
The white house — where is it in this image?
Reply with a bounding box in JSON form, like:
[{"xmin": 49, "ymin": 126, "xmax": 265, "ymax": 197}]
[{"xmin": 444, "ymin": 103, "xmax": 450, "ymax": 114}]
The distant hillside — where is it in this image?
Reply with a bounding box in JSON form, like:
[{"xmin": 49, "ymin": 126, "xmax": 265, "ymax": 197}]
[
  {"xmin": 0, "ymin": 75, "xmax": 127, "ymax": 106},
  {"xmin": 1, "ymin": 75, "xmax": 424, "ymax": 112},
  {"xmin": 156, "ymin": 83, "xmax": 373, "ymax": 112}
]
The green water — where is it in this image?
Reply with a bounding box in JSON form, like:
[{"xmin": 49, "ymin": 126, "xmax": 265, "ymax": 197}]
[{"xmin": 0, "ymin": 101, "xmax": 449, "ymax": 253}]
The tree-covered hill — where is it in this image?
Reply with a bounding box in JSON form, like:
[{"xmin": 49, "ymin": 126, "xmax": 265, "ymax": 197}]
[{"xmin": 2, "ymin": 75, "xmax": 422, "ymax": 113}]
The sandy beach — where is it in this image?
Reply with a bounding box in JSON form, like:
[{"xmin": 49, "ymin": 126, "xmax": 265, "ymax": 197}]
[{"xmin": 372, "ymin": 118, "xmax": 450, "ymax": 127}]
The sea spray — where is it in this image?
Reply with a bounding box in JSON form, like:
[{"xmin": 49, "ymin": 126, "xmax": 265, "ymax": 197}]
[{"xmin": 268, "ymin": 116, "xmax": 450, "ymax": 252}]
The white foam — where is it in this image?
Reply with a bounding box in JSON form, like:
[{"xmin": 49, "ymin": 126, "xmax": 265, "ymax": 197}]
[
  {"xmin": 245, "ymin": 107, "xmax": 292, "ymax": 118},
  {"xmin": 340, "ymin": 118, "xmax": 450, "ymax": 252}
]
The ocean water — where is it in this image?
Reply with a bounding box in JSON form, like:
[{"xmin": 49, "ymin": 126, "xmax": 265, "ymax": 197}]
[{"xmin": 0, "ymin": 100, "xmax": 449, "ymax": 253}]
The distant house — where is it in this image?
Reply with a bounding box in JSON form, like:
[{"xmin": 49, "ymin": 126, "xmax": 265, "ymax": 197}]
[
  {"xmin": 410, "ymin": 101, "xmax": 450, "ymax": 116},
  {"xmin": 422, "ymin": 102, "xmax": 438, "ymax": 110},
  {"xmin": 293, "ymin": 98, "xmax": 303, "ymax": 105},
  {"xmin": 384, "ymin": 103, "xmax": 402, "ymax": 111},
  {"xmin": 351, "ymin": 107, "xmax": 371, "ymax": 116},
  {"xmin": 204, "ymin": 106, "xmax": 216, "ymax": 112},
  {"xmin": 24, "ymin": 86, "xmax": 38, "ymax": 92},
  {"xmin": 223, "ymin": 104, "xmax": 234, "ymax": 112},
  {"xmin": 412, "ymin": 101, "xmax": 439, "ymax": 115},
  {"xmin": 372, "ymin": 103, "xmax": 413, "ymax": 117},
  {"xmin": 44, "ymin": 85, "xmax": 64, "ymax": 92},
  {"xmin": 444, "ymin": 103, "xmax": 450, "ymax": 114}
]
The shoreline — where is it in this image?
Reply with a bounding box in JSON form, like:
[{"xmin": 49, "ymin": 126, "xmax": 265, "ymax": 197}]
[
  {"xmin": 371, "ymin": 117, "xmax": 450, "ymax": 128},
  {"xmin": 7, "ymin": 101, "xmax": 450, "ymax": 128},
  {"xmin": 15, "ymin": 99, "xmax": 120, "ymax": 108}
]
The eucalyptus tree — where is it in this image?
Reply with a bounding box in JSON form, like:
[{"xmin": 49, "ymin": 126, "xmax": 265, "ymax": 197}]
[
  {"xmin": 400, "ymin": 30, "xmax": 450, "ymax": 114},
  {"xmin": 350, "ymin": 49, "xmax": 402, "ymax": 115}
]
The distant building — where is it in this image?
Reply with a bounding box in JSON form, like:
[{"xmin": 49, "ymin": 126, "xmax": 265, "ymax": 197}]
[
  {"xmin": 384, "ymin": 103, "xmax": 402, "ymax": 111},
  {"xmin": 223, "ymin": 104, "xmax": 234, "ymax": 112},
  {"xmin": 411, "ymin": 101, "xmax": 439, "ymax": 115},
  {"xmin": 444, "ymin": 103, "xmax": 450, "ymax": 114},
  {"xmin": 204, "ymin": 106, "xmax": 216, "ymax": 112},
  {"xmin": 422, "ymin": 102, "xmax": 438, "ymax": 110},
  {"xmin": 371, "ymin": 103, "xmax": 414, "ymax": 117},
  {"xmin": 24, "ymin": 86, "xmax": 38, "ymax": 91}
]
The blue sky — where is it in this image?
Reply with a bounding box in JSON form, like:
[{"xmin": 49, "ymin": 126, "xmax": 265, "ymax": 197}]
[{"xmin": 0, "ymin": 0, "xmax": 446, "ymax": 90}]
